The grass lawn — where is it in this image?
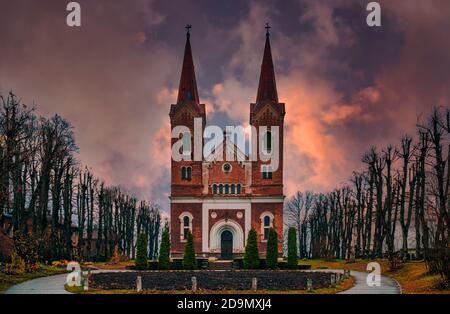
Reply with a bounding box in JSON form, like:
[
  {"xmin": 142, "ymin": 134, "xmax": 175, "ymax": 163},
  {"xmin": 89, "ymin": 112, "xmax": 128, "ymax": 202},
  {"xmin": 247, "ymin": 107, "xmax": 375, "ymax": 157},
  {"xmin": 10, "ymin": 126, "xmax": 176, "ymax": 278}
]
[
  {"xmin": 298, "ymin": 259, "xmax": 450, "ymax": 294},
  {"xmin": 0, "ymin": 264, "xmax": 67, "ymax": 293},
  {"xmin": 65, "ymin": 276, "xmax": 354, "ymax": 294}
]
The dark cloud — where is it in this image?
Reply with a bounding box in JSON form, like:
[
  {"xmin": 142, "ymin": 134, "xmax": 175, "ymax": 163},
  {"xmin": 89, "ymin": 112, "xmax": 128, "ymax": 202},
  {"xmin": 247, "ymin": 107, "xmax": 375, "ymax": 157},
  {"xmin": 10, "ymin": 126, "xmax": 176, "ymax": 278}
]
[{"xmin": 0, "ymin": 0, "xmax": 448, "ymax": 211}]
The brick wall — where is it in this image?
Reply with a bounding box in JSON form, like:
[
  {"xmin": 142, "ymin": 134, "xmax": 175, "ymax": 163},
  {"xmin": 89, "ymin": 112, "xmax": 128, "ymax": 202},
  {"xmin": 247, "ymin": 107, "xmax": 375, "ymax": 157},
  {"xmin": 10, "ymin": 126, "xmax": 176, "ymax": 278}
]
[
  {"xmin": 170, "ymin": 203, "xmax": 203, "ymax": 254},
  {"xmin": 251, "ymin": 202, "xmax": 283, "ymax": 255}
]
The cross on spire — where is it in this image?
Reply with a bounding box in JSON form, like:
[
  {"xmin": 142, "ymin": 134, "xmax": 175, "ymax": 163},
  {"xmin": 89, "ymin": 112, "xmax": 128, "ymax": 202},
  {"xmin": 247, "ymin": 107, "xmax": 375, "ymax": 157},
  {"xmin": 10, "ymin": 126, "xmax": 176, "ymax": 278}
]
[
  {"xmin": 265, "ymin": 22, "xmax": 271, "ymax": 37},
  {"xmin": 185, "ymin": 24, "xmax": 192, "ymax": 38},
  {"xmin": 177, "ymin": 24, "xmax": 199, "ymax": 104},
  {"xmin": 256, "ymin": 22, "xmax": 278, "ymax": 103}
]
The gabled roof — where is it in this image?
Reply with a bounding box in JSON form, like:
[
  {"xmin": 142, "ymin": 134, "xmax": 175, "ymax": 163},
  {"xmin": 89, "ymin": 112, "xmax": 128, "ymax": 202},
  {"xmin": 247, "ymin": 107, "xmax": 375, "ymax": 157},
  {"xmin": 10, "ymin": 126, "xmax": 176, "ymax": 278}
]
[{"xmin": 204, "ymin": 136, "xmax": 248, "ymax": 163}]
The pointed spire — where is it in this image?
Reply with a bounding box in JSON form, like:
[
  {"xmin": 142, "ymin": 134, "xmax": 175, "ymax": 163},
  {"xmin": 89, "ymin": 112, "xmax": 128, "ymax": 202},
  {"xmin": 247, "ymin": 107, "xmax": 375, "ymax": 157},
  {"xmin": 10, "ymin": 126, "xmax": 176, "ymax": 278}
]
[
  {"xmin": 177, "ymin": 24, "xmax": 200, "ymax": 104},
  {"xmin": 256, "ymin": 23, "xmax": 278, "ymax": 103}
]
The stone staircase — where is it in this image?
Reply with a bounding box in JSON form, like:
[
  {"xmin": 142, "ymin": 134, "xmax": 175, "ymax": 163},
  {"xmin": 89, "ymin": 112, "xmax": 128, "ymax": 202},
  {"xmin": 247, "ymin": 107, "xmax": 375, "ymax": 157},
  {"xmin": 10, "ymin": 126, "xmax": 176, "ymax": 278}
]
[{"xmin": 208, "ymin": 260, "xmax": 234, "ymax": 270}]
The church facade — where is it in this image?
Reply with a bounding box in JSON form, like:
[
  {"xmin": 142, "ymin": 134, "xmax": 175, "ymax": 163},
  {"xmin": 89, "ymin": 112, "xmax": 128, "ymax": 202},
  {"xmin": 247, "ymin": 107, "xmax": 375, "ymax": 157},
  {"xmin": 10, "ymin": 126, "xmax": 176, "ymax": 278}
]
[{"xmin": 169, "ymin": 26, "xmax": 285, "ymax": 259}]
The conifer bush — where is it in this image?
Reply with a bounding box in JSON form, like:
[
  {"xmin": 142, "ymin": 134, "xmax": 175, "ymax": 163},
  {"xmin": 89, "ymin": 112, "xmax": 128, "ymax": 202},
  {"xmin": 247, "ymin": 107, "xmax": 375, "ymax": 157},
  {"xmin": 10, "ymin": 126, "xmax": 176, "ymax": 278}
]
[
  {"xmin": 287, "ymin": 227, "xmax": 298, "ymax": 269},
  {"xmin": 266, "ymin": 228, "xmax": 278, "ymax": 269},
  {"xmin": 158, "ymin": 225, "xmax": 171, "ymax": 270},
  {"xmin": 243, "ymin": 228, "xmax": 260, "ymax": 269},
  {"xmin": 182, "ymin": 230, "xmax": 197, "ymax": 270},
  {"xmin": 135, "ymin": 233, "xmax": 148, "ymax": 270}
]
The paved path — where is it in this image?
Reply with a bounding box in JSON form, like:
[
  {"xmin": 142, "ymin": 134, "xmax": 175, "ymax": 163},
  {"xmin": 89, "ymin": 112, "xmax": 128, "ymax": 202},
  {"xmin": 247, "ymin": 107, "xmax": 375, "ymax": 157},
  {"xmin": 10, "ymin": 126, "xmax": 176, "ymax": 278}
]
[
  {"xmin": 330, "ymin": 269, "xmax": 400, "ymax": 294},
  {"xmin": 4, "ymin": 270, "xmax": 130, "ymax": 294},
  {"xmin": 304, "ymin": 269, "xmax": 400, "ymax": 294},
  {"xmin": 4, "ymin": 273, "xmax": 71, "ymax": 294},
  {"xmin": 339, "ymin": 271, "xmax": 400, "ymax": 294},
  {"xmin": 4, "ymin": 269, "xmax": 400, "ymax": 294}
]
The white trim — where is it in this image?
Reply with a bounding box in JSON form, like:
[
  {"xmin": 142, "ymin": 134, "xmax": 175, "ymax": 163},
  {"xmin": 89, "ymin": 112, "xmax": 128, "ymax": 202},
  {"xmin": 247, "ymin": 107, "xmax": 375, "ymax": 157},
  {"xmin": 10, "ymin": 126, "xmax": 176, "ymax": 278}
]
[
  {"xmin": 202, "ymin": 204, "xmax": 208, "ymax": 252},
  {"xmin": 201, "ymin": 201, "xmax": 251, "ymax": 252},
  {"xmin": 259, "ymin": 211, "xmax": 274, "ymax": 221},
  {"xmin": 170, "ymin": 196, "xmax": 284, "ymax": 204},
  {"xmin": 209, "ymin": 219, "xmax": 244, "ymax": 254},
  {"xmin": 222, "ymin": 162, "xmax": 232, "ymax": 173},
  {"xmin": 170, "ymin": 197, "xmax": 283, "ymax": 252},
  {"xmin": 179, "ymin": 212, "xmax": 194, "ymax": 243},
  {"xmin": 259, "ymin": 211, "xmax": 274, "ymax": 243},
  {"xmin": 179, "ymin": 211, "xmax": 194, "ymax": 221}
]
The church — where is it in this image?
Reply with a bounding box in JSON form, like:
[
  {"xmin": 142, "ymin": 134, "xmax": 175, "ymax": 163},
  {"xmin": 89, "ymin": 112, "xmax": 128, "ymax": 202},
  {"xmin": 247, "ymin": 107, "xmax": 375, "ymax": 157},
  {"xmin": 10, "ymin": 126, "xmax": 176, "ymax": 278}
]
[{"xmin": 169, "ymin": 25, "xmax": 285, "ymax": 259}]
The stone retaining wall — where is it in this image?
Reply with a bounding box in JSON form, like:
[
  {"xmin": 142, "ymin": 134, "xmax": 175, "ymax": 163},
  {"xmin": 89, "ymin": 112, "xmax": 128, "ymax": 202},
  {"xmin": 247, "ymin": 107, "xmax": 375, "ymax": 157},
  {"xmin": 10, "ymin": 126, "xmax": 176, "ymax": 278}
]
[{"xmin": 90, "ymin": 270, "xmax": 333, "ymax": 291}]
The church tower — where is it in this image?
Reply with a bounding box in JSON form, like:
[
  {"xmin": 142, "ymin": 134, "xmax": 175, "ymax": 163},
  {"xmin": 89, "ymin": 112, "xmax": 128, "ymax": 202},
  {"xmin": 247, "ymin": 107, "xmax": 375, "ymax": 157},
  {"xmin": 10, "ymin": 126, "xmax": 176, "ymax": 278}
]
[
  {"xmin": 250, "ymin": 24, "xmax": 285, "ymax": 197},
  {"xmin": 249, "ymin": 24, "xmax": 285, "ymax": 253},
  {"xmin": 170, "ymin": 25, "xmax": 284, "ymax": 259},
  {"xmin": 169, "ymin": 25, "xmax": 206, "ymax": 196},
  {"xmin": 169, "ymin": 26, "xmax": 206, "ymax": 255}
]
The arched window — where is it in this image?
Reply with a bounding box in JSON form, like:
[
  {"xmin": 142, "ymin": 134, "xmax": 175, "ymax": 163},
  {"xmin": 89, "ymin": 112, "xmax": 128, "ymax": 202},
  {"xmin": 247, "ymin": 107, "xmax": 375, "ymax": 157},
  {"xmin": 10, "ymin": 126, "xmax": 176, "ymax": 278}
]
[
  {"xmin": 181, "ymin": 167, "xmax": 186, "ymax": 180},
  {"xmin": 260, "ymin": 212, "xmax": 274, "ymax": 242},
  {"xmin": 231, "ymin": 184, "xmax": 236, "ymax": 194},
  {"xmin": 186, "ymin": 166, "xmax": 192, "ymax": 180},
  {"xmin": 263, "ymin": 216, "xmax": 270, "ymax": 240},
  {"xmin": 183, "ymin": 216, "xmax": 190, "ymax": 240},
  {"xmin": 179, "ymin": 212, "xmax": 193, "ymax": 242},
  {"xmin": 219, "ymin": 184, "xmax": 224, "ymax": 194},
  {"xmin": 237, "ymin": 184, "xmax": 241, "ymax": 194},
  {"xmin": 212, "ymin": 184, "xmax": 217, "ymax": 194},
  {"xmin": 225, "ymin": 184, "xmax": 229, "ymax": 194}
]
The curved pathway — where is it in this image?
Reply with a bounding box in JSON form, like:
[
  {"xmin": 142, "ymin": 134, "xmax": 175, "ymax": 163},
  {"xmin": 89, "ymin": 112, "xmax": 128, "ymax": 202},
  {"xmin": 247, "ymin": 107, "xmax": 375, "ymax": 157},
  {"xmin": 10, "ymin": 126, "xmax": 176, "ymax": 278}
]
[
  {"xmin": 4, "ymin": 269, "xmax": 400, "ymax": 294},
  {"xmin": 4, "ymin": 273, "xmax": 71, "ymax": 294},
  {"xmin": 4, "ymin": 270, "xmax": 129, "ymax": 294},
  {"xmin": 329, "ymin": 269, "xmax": 400, "ymax": 294}
]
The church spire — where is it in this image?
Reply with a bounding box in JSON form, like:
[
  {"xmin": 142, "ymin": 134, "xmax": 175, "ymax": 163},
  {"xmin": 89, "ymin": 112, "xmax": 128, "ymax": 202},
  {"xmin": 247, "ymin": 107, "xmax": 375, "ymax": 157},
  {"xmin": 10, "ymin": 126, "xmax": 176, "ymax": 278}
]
[
  {"xmin": 256, "ymin": 23, "xmax": 278, "ymax": 103},
  {"xmin": 177, "ymin": 24, "xmax": 200, "ymax": 104}
]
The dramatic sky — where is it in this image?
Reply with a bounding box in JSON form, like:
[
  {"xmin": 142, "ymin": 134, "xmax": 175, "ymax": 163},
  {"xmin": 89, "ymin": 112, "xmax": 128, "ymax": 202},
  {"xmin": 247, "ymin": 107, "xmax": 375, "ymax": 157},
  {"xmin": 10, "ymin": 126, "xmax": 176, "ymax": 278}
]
[{"xmin": 0, "ymin": 0, "xmax": 449, "ymax": 212}]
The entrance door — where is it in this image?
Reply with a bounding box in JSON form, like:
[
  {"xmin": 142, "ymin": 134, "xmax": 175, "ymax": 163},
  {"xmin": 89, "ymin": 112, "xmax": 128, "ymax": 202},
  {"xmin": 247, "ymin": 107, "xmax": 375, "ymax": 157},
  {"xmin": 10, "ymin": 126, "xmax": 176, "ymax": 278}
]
[{"xmin": 221, "ymin": 230, "xmax": 233, "ymax": 260}]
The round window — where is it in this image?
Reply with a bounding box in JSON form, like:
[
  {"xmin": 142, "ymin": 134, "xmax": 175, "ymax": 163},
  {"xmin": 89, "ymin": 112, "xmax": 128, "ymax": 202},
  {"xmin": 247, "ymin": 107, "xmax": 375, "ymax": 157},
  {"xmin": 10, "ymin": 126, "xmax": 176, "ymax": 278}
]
[{"xmin": 222, "ymin": 163, "xmax": 232, "ymax": 173}]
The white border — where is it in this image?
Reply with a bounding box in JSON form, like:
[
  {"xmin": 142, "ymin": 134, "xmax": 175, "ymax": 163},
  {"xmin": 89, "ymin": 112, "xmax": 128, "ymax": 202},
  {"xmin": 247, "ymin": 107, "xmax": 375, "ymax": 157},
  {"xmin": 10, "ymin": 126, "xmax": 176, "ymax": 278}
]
[{"xmin": 209, "ymin": 219, "xmax": 245, "ymax": 253}]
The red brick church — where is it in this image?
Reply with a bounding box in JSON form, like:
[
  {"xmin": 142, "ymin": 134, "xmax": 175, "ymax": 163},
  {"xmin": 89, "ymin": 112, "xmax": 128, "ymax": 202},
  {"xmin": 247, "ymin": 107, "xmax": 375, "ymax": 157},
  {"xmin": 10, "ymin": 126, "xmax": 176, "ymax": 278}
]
[{"xmin": 169, "ymin": 25, "xmax": 285, "ymax": 259}]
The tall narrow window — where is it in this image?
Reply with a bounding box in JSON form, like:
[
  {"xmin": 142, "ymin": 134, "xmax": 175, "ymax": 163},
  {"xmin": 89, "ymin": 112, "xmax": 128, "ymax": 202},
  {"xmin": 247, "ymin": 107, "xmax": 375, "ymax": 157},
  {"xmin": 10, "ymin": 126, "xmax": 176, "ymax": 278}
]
[
  {"xmin": 181, "ymin": 167, "xmax": 186, "ymax": 180},
  {"xmin": 183, "ymin": 216, "xmax": 190, "ymax": 240},
  {"xmin": 263, "ymin": 216, "xmax": 270, "ymax": 240},
  {"xmin": 231, "ymin": 184, "xmax": 236, "ymax": 194},
  {"xmin": 212, "ymin": 184, "xmax": 217, "ymax": 194},
  {"xmin": 179, "ymin": 212, "xmax": 193, "ymax": 242},
  {"xmin": 237, "ymin": 184, "xmax": 241, "ymax": 194},
  {"xmin": 186, "ymin": 166, "xmax": 192, "ymax": 180},
  {"xmin": 219, "ymin": 184, "xmax": 223, "ymax": 194},
  {"xmin": 260, "ymin": 212, "xmax": 274, "ymax": 242},
  {"xmin": 225, "ymin": 184, "xmax": 229, "ymax": 194}
]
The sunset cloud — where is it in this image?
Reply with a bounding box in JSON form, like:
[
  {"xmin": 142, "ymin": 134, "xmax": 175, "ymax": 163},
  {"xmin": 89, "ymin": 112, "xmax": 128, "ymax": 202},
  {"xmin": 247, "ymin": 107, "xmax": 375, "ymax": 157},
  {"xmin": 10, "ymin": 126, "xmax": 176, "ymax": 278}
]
[{"xmin": 0, "ymin": 0, "xmax": 448, "ymax": 212}]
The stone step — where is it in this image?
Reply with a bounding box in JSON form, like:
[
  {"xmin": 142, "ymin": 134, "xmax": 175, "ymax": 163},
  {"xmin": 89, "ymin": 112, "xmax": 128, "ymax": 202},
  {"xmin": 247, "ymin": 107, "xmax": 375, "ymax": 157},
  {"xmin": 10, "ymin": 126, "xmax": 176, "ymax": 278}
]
[{"xmin": 208, "ymin": 260, "xmax": 234, "ymax": 270}]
